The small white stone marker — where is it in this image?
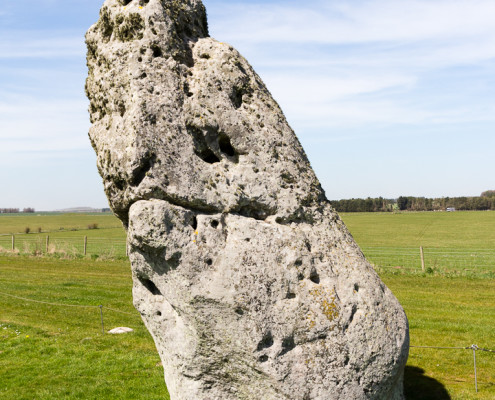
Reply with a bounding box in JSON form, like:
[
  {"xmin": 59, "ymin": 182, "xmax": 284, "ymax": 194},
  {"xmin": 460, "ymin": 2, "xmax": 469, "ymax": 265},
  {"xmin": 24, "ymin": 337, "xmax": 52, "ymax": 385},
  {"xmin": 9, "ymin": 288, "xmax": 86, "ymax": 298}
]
[{"xmin": 108, "ymin": 327, "xmax": 134, "ymax": 334}]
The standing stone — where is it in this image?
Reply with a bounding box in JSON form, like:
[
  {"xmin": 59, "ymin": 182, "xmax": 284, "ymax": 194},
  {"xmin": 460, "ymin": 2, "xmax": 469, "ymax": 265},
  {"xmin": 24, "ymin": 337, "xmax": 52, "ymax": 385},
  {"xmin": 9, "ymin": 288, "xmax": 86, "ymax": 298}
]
[{"xmin": 85, "ymin": 1, "xmax": 409, "ymax": 399}]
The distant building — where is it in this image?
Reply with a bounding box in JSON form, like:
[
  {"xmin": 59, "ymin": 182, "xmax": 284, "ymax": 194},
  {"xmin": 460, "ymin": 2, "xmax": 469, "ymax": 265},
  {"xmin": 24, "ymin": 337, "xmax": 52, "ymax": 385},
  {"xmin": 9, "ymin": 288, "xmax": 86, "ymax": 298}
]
[{"xmin": 446, "ymin": 207, "xmax": 456, "ymax": 212}]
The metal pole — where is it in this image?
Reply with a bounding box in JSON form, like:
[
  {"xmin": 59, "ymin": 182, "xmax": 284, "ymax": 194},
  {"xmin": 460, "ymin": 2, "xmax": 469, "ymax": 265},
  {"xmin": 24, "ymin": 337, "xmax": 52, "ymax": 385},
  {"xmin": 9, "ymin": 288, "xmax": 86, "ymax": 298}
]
[
  {"xmin": 99, "ymin": 305, "xmax": 105, "ymax": 334},
  {"xmin": 84, "ymin": 236, "xmax": 88, "ymax": 256},
  {"xmin": 473, "ymin": 345, "xmax": 478, "ymax": 393}
]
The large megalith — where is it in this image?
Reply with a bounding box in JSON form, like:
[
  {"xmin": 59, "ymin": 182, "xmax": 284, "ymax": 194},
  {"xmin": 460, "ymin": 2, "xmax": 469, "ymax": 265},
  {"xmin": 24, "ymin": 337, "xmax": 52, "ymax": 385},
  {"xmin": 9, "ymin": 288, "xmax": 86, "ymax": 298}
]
[{"xmin": 85, "ymin": 1, "xmax": 409, "ymax": 399}]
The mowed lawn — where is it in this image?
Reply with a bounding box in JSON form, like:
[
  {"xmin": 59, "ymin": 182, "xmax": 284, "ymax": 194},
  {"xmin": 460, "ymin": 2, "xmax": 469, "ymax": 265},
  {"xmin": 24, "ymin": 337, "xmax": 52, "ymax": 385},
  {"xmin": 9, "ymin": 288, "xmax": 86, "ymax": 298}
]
[
  {"xmin": 0, "ymin": 211, "xmax": 494, "ymax": 399},
  {"xmin": 0, "ymin": 256, "xmax": 169, "ymax": 400}
]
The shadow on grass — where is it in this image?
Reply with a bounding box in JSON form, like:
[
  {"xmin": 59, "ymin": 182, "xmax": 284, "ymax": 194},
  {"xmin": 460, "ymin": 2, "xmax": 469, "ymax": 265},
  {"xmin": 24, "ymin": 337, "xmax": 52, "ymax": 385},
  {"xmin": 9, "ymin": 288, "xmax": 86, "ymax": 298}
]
[{"xmin": 404, "ymin": 366, "xmax": 451, "ymax": 400}]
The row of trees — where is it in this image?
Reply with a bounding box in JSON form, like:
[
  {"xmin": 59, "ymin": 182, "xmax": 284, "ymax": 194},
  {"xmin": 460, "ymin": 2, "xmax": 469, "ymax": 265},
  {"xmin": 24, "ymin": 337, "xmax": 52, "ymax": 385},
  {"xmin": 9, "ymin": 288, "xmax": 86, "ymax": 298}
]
[
  {"xmin": 330, "ymin": 191, "xmax": 495, "ymax": 212},
  {"xmin": 0, "ymin": 208, "xmax": 35, "ymax": 214}
]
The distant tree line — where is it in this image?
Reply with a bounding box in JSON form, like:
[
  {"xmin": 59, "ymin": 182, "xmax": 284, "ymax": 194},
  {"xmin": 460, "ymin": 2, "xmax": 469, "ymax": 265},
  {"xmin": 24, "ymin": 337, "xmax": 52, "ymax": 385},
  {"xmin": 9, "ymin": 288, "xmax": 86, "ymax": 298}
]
[
  {"xmin": 0, "ymin": 208, "xmax": 35, "ymax": 214},
  {"xmin": 330, "ymin": 191, "xmax": 495, "ymax": 212}
]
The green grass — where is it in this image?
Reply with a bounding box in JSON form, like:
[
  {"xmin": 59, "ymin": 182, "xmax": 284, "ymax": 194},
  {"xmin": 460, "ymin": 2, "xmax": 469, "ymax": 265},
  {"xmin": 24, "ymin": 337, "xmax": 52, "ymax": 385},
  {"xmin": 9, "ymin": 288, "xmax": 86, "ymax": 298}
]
[
  {"xmin": 381, "ymin": 272, "xmax": 495, "ymax": 400},
  {"xmin": 0, "ymin": 256, "xmax": 169, "ymax": 400},
  {"xmin": 340, "ymin": 211, "xmax": 495, "ymax": 249},
  {"xmin": 0, "ymin": 213, "xmax": 127, "ymax": 258},
  {"xmin": 340, "ymin": 211, "xmax": 495, "ymax": 276},
  {"xmin": 0, "ymin": 212, "xmax": 122, "ymax": 235}
]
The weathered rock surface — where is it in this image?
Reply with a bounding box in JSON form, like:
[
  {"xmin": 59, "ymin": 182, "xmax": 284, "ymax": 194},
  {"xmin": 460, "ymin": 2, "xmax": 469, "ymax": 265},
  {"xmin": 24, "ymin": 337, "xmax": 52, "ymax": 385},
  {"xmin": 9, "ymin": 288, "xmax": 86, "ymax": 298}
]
[{"xmin": 86, "ymin": 1, "xmax": 409, "ymax": 399}]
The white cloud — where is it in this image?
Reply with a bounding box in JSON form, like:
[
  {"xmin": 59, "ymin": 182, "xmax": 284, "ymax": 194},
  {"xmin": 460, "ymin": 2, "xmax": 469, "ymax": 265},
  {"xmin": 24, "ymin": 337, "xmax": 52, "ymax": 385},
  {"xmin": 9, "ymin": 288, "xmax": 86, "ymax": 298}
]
[
  {"xmin": 204, "ymin": 0, "xmax": 495, "ymax": 135},
  {"xmin": 211, "ymin": 0, "xmax": 495, "ymax": 45}
]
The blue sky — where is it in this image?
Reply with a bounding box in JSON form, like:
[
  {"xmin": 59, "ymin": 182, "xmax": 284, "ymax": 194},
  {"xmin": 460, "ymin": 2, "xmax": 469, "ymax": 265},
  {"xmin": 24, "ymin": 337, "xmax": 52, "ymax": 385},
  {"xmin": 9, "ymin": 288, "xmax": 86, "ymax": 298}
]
[{"xmin": 1, "ymin": 0, "xmax": 494, "ymax": 210}]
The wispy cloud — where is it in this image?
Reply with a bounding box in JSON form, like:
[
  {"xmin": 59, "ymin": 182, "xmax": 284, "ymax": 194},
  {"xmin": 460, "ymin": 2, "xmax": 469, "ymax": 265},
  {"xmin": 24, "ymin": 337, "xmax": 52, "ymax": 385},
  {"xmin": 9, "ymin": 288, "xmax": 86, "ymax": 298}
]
[
  {"xmin": 211, "ymin": 0, "xmax": 495, "ymax": 45},
  {"xmin": 206, "ymin": 0, "xmax": 495, "ymax": 136}
]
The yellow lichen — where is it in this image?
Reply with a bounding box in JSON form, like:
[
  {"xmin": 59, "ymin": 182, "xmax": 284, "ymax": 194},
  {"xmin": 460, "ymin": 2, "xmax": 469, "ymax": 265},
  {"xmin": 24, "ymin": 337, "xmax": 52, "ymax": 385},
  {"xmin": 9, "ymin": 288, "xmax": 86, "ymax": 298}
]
[{"xmin": 309, "ymin": 287, "xmax": 340, "ymax": 322}]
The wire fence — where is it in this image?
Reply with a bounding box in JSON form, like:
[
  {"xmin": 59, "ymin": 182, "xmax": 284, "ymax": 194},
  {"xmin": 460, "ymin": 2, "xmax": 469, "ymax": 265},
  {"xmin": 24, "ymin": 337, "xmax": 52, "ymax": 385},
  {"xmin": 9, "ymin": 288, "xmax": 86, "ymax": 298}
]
[
  {"xmin": 0, "ymin": 234, "xmax": 127, "ymax": 258},
  {"xmin": 0, "ymin": 290, "xmax": 137, "ymax": 335},
  {"xmin": 362, "ymin": 246, "xmax": 495, "ymax": 274},
  {"xmin": 2, "ymin": 234, "xmax": 495, "ymax": 275},
  {"xmin": 409, "ymin": 345, "xmax": 495, "ymax": 393}
]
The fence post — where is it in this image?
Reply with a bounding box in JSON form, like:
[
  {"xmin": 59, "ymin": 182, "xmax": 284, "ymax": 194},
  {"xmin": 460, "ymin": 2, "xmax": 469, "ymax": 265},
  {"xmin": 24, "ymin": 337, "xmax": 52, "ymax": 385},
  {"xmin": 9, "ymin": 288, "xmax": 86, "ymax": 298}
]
[
  {"xmin": 11, "ymin": 235, "xmax": 15, "ymax": 251},
  {"xmin": 84, "ymin": 236, "xmax": 88, "ymax": 256},
  {"xmin": 46, "ymin": 236, "xmax": 49, "ymax": 253},
  {"xmin": 420, "ymin": 246, "xmax": 425, "ymax": 272},
  {"xmin": 472, "ymin": 345, "xmax": 478, "ymax": 393},
  {"xmin": 99, "ymin": 305, "xmax": 105, "ymax": 334}
]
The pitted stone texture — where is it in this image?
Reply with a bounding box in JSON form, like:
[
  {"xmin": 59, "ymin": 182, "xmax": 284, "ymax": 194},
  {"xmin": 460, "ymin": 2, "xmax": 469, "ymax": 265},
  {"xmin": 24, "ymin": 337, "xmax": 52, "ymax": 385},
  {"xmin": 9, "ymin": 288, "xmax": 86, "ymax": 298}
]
[
  {"xmin": 86, "ymin": 0, "xmax": 322, "ymax": 226},
  {"xmin": 86, "ymin": 1, "xmax": 409, "ymax": 399}
]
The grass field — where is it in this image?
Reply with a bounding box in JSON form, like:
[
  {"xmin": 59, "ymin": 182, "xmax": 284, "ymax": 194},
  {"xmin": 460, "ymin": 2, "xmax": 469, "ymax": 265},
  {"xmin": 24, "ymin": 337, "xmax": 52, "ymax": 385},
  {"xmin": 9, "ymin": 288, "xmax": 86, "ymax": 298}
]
[
  {"xmin": 0, "ymin": 213, "xmax": 126, "ymax": 258},
  {"xmin": 0, "ymin": 256, "xmax": 169, "ymax": 400},
  {"xmin": 340, "ymin": 211, "xmax": 495, "ymax": 277},
  {"xmin": 1, "ymin": 211, "xmax": 494, "ymax": 399}
]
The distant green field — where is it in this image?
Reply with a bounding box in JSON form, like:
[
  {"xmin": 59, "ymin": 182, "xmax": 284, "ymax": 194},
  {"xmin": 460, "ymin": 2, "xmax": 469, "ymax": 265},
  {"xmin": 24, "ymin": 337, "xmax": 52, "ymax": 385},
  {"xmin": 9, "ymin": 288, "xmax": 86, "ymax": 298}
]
[
  {"xmin": 340, "ymin": 211, "xmax": 495, "ymax": 276},
  {"xmin": 1, "ymin": 211, "xmax": 494, "ymax": 275},
  {"xmin": 340, "ymin": 211, "xmax": 495, "ymax": 249},
  {"xmin": 0, "ymin": 213, "xmax": 126, "ymax": 258},
  {"xmin": 0, "ymin": 212, "xmax": 122, "ymax": 234}
]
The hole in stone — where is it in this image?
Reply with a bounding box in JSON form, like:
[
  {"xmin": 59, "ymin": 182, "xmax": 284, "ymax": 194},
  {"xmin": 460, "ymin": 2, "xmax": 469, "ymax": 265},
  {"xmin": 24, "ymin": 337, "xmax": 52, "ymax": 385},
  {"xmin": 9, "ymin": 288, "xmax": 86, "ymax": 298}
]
[
  {"xmin": 210, "ymin": 220, "xmax": 219, "ymax": 228},
  {"xmin": 218, "ymin": 134, "xmax": 236, "ymax": 157},
  {"xmin": 309, "ymin": 270, "xmax": 320, "ymax": 284},
  {"xmin": 151, "ymin": 44, "xmax": 162, "ymax": 58},
  {"xmin": 295, "ymin": 259, "xmax": 302, "ymax": 267},
  {"xmin": 297, "ymin": 273, "xmax": 304, "ymax": 281},
  {"xmin": 118, "ymin": 102, "xmax": 126, "ymax": 117},
  {"xmin": 245, "ymin": 238, "xmax": 251, "ymax": 242},
  {"xmin": 191, "ymin": 216, "xmax": 198, "ymax": 230},
  {"xmin": 140, "ymin": 72, "xmax": 147, "ymax": 79},
  {"xmin": 138, "ymin": 56, "xmax": 142, "ymax": 62},
  {"xmin": 258, "ymin": 355, "xmax": 268, "ymax": 363},
  {"xmin": 231, "ymin": 86, "xmax": 244, "ymax": 109},
  {"xmin": 257, "ymin": 332, "xmax": 274, "ymax": 351},
  {"xmin": 139, "ymin": 0, "xmax": 149, "ymax": 5},
  {"xmin": 155, "ymin": 311, "xmax": 162, "ymax": 316},
  {"xmin": 354, "ymin": 283, "xmax": 359, "ymax": 292},
  {"xmin": 286, "ymin": 292, "xmax": 296, "ymax": 299},
  {"xmin": 305, "ymin": 241, "xmax": 312, "ymax": 252},
  {"xmin": 186, "ymin": 124, "xmax": 221, "ymax": 164},
  {"xmin": 114, "ymin": 178, "xmax": 125, "ymax": 191},
  {"xmin": 121, "ymin": 0, "xmax": 132, "ymax": 5},
  {"xmin": 279, "ymin": 336, "xmax": 296, "ymax": 356},
  {"xmin": 130, "ymin": 154, "xmax": 155, "ymax": 187},
  {"xmin": 206, "ymin": 258, "xmax": 213, "ymax": 266},
  {"xmin": 138, "ymin": 276, "xmax": 161, "ymax": 296},
  {"xmin": 199, "ymin": 149, "xmax": 221, "ymax": 164},
  {"xmin": 235, "ymin": 307, "xmax": 244, "ymax": 316}
]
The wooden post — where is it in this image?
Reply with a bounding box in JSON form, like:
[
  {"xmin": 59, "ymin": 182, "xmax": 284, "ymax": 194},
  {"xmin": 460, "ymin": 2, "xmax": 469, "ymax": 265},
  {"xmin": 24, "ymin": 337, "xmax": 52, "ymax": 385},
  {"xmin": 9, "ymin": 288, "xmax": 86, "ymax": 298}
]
[
  {"xmin": 46, "ymin": 236, "xmax": 49, "ymax": 253},
  {"xmin": 420, "ymin": 246, "xmax": 425, "ymax": 272},
  {"xmin": 11, "ymin": 235, "xmax": 15, "ymax": 251},
  {"xmin": 84, "ymin": 236, "xmax": 88, "ymax": 256}
]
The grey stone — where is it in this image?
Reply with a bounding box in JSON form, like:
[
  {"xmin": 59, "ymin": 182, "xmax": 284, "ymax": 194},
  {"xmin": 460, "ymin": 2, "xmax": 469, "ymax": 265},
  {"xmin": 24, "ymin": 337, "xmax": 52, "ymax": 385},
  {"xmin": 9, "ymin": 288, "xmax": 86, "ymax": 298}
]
[{"xmin": 85, "ymin": 1, "xmax": 409, "ymax": 399}]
